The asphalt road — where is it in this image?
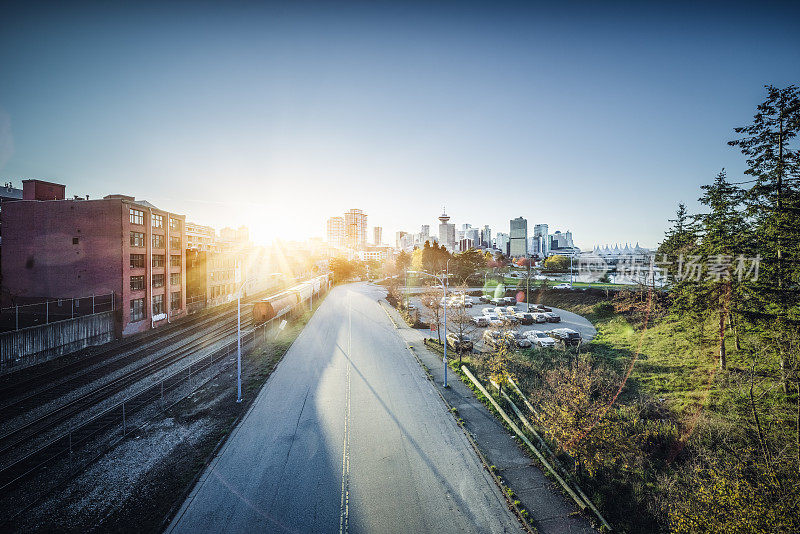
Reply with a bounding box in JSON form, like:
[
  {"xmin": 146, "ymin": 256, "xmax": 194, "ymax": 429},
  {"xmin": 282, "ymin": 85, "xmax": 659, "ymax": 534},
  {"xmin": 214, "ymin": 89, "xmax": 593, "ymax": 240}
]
[{"xmin": 167, "ymin": 283, "xmax": 521, "ymax": 534}]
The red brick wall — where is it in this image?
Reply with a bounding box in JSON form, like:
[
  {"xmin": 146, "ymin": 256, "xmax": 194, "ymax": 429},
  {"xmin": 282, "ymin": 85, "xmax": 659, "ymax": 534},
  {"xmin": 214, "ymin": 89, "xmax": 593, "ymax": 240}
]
[
  {"xmin": 2, "ymin": 198, "xmax": 187, "ymax": 337},
  {"xmin": 1, "ymin": 199, "xmax": 124, "ymax": 303}
]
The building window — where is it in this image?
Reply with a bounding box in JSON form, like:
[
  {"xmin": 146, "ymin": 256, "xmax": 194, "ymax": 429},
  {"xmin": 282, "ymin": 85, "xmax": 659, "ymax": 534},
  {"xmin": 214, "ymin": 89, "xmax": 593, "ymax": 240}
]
[
  {"xmin": 170, "ymin": 236, "xmax": 181, "ymax": 250},
  {"xmin": 130, "ymin": 254, "xmax": 145, "ymax": 269},
  {"xmin": 152, "ymin": 213, "xmax": 163, "ymax": 228},
  {"xmin": 152, "ymin": 234, "xmax": 165, "ymax": 249},
  {"xmin": 130, "ymin": 298, "xmax": 145, "ymax": 322},
  {"xmin": 130, "ymin": 208, "xmax": 144, "ymax": 225},
  {"xmin": 130, "ymin": 275, "xmax": 145, "ymax": 291},
  {"xmin": 169, "ymin": 218, "xmax": 181, "ymax": 232},
  {"xmin": 152, "ymin": 274, "xmax": 165, "ymax": 288},
  {"xmin": 72, "ymin": 237, "xmax": 79, "ymax": 245},
  {"xmin": 130, "ymin": 231, "xmax": 145, "ymax": 247},
  {"xmin": 152, "ymin": 254, "xmax": 165, "ymax": 267},
  {"xmin": 170, "ymin": 254, "xmax": 181, "ymax": 267},
  {"xmin": 170, "ymin": 272, "xmax": 181, "ymax": 286},
  {"xmin": 171, "ymin": 291, "xmax": 181, "ymax": 311},
  {"xmin": 152, "ymin": 294, "xmax": 164, "ymax": 315}
]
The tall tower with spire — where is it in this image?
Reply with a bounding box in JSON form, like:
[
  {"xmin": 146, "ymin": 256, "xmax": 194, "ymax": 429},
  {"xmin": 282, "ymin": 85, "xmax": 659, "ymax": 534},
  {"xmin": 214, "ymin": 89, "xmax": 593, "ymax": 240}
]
[{"xmin": 438, "ymin": 208, "xmax": 455, "ymax": 250}]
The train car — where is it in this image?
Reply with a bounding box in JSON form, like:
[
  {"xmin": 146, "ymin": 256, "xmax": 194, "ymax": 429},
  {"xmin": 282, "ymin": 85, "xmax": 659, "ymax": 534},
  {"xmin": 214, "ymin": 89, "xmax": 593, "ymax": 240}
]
[
  {"xmin": 252, "ymin": 291, "xmax": 300, "ymax": 324},
  {"xmin": 292, "ymin": 281, "xmax": 314, "ymax": 302}
]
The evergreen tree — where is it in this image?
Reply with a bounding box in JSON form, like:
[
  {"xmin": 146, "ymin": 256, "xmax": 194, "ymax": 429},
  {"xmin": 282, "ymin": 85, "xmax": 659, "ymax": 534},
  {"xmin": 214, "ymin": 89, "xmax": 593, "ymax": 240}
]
[{"xmin": 729, "ymin": 85, "xmax": 800, "ymax": 387}]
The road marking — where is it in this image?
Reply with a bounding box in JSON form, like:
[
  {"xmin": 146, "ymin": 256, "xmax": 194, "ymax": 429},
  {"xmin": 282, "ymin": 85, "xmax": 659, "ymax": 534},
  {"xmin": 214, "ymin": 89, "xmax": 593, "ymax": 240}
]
[{"xmin": 339, "ymin": 294, "xmax": 352, "ymax": 534}]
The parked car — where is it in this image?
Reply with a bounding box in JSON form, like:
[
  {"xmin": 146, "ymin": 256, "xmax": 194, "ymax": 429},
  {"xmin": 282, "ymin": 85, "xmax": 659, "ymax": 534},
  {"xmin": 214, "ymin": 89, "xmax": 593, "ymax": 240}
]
[
  {"xmin": 446, "ymin": 333, "xmax": 473, "ymax": 352},
  {"xmin": 494, "ymin": 307, "xmax": 519, "ymax": 324},
  {"xmin": 515, "ymin": 312, "xmax": 535, "ymax": 325},
  {"xmin": 553, "ymin": 283, "xmax": 572, "ymax": 290},
  {"xmin": 531, "ymin": 312, "xmax": 548, "ymax": 323},
  {"xmin": 505, "ymin": 305, "xmax": 517, "ymax": 314},
  {"xmin": 479, "ymin": 295, "xmax": 491, "ymax": 303},
  {"xmin": 490, "ymin": 297, "xmax": 505, "ymax": 306},
  {"xmin": 528, "ymin": 304, "xmax": 552, "ymax": 312},
  {"xmin": 481, "ymin": 307, "xmax": 493, "ymax": 316},
  {"xmin": 547, "ymin": 328, "xmax": 582, "ymax": 346},
  {"xmin": 471, "ymin": 316, "xmax": 489, "ymax": 327},
  {"xmin": 504, "ymin": 296, "xmax": 517, "ymax": 305},
  {"xmin": 503, "ymin": 331, "xmax": 532, "ymax": 348},
  {"xmin": 485, "ymin": 314, "xmax": 504, "ymax": 327},
  {"xmin": 525, "ymin": 331, "xmax": 556, "ymax": 348},
  {"xmin": 482, "ymin": 330, "xmax": 508, "ymax": 348},
  {"xmin": 543, "ymin": 312, "xmax": 561, "ymax": 323}
]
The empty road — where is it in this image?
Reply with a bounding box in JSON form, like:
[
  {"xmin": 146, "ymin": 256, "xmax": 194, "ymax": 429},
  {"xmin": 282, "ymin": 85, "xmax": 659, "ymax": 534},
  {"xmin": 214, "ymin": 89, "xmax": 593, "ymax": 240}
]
[{"xmin": 167, "ymin": 283, "xmax": 521, "ymax": 533}]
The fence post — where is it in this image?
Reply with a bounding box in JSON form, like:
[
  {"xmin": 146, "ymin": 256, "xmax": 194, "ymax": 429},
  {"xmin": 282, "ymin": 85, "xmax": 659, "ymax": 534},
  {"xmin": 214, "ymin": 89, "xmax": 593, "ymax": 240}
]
[
  {"xmin": 46, "ymin": 300, "xmax": 49, "ymax": 324},
  {"xmin": 71, "ymin": 299, "xmax": 74, "ymax": 319},
  {"xmin": 92, "ymin": 294, "xmax": 95, "ymax": 314},
  {"xmin": 112, "ymin": 292, "xmax": 115, "ymax": 311},
  {"xmin": 15, "ymin": 305, "xmax": 18, "ymax": 331}
]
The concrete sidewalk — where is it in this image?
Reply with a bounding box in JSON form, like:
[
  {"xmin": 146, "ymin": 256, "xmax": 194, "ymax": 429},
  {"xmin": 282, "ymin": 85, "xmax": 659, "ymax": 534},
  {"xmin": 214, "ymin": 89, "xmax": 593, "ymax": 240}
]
[{"xmin": 382, "ymin": 302, "xmax": 597, "ymax": 534}]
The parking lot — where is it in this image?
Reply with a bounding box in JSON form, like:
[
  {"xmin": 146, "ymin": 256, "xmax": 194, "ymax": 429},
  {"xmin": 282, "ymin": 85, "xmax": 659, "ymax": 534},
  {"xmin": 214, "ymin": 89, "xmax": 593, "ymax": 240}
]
[{"xmin": 406, "ymin": 294, "xmax": 597, "ymax": 353}]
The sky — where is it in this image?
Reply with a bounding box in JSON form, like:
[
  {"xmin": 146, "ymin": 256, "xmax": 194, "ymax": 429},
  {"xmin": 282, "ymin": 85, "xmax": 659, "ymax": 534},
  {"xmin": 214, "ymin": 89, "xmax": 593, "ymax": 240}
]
[{"xmin": 0, "ymin": 1, "xmax": 798, "ymax": 249}]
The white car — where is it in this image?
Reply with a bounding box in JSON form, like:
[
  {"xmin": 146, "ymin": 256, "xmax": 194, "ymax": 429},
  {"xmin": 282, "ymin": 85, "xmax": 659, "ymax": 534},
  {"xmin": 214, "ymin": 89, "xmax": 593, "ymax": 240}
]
[
  {"xmin": 553, "ymin": 283, "xmax": 572, "ymax": 290},
  {"xmin": 504, "ymin": 306, "xmax": 517, "ymax": 315},
  {"xmin": 481, "ymin": 307, "xmax": 494, "ymax": 316},
  {"xmin": 526, "ymin": 331, "xmax": 556, "ymax": 348}
]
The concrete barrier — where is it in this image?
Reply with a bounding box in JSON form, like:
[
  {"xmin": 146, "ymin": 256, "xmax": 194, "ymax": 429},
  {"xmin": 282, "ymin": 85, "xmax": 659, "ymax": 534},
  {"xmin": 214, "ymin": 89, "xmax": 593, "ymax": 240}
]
[{"xmin": 0, "ymin": 311, "xmax": 115, "ymax": 374}]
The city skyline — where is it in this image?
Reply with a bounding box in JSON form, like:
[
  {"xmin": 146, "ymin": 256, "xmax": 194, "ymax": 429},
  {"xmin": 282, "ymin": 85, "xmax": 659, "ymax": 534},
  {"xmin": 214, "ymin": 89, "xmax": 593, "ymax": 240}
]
[{"xmin": 2, "ymin": 2, "xmax": 798, "ymax": 248}]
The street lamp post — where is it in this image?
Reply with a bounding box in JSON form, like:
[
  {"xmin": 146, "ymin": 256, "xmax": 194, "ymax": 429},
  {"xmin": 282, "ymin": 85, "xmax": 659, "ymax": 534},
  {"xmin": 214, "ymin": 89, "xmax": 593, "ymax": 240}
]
[
  {"xmin": 235, "ymin": 274, "xmax": 255, "ymax": 403},
  {"xmin": 408, "ymin": 263, "xmax": 450, "ymax": 388}
]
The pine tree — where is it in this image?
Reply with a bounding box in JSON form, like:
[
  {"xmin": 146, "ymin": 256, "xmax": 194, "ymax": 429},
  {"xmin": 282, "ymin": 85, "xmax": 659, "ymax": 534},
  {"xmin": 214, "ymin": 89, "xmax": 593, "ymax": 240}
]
[
  {"xmin": 695, "ymin": 170, "xmax": 749, "ymax": 369},
  {"xmin": 729, "ymin": 84, "xmax": 800, "ymax": 388}
]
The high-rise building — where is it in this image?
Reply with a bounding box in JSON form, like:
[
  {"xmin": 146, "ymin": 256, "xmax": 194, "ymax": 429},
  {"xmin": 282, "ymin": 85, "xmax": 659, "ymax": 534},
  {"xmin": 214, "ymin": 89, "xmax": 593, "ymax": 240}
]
[
  {"xmin": 327, "ymin": 216, "xmax": 345, "ymax": 247},
  {"xmin": 373, "ymin": 226, "xmax": 382, "ymax": 246},
  {"xmin": 438, "ymin": 210, "xmax": 455, "ymax": 250},
  {"xmin": 481, "ymin": 225, "xmax": 491, "ymax": 248},
  {"xmin": 533, "ymin": 224, "xmax": 549, "ymax": 257},
  {"xmin": 494, "ymin": 232, "xmax": 509, "ymax": 253},
  {"xmin": 510, "ymin": 216, "xmax": 527, "ymax": 257},
  {"xmin": 465, "ymin": 227, "xmax": 480, "ymax": 249},
  {"xmin": 395, "ymin": 230, "xmax": 407, "ymax": 248},
  {"xmin": 420, "ymin": 224, "xmax": 430, "ymax": 238},
  {"xmin": 344, "ymin": 208, "xmax": 367, "ymax": 248}
]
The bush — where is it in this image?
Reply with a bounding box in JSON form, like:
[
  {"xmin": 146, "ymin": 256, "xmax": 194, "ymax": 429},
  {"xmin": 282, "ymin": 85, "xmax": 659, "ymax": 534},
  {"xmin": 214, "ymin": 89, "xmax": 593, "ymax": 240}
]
[{"xmin": 593, "ymin": 302, "xmax": 616, "ymax": 318}]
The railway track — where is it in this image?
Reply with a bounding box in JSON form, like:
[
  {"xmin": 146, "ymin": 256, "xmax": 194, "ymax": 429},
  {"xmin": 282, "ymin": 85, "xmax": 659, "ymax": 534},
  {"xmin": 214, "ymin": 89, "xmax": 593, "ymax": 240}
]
[
  {"xmin": 0, "ymin": 289, "xmax": 272, "ymax": 405},
  {"xmin": 0, "ymin": 308, "xmax": 240, "ymax": 421},
  {"xmin": 0, "ymin": 317, "xmax": 259, "ymax": 492}
]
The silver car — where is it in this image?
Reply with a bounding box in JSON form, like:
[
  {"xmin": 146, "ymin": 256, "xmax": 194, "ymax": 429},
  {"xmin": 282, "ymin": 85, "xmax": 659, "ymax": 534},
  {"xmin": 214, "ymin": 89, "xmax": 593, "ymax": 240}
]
[{"xmin": 526, "ymin": 331, "xmax": 556, "ymax": 348}]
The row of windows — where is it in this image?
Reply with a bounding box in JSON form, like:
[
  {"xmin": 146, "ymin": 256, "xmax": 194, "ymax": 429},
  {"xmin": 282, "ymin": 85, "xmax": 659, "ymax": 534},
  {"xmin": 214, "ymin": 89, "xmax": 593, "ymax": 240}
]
[
  {"xmin": 130, "ymin": 231, "xmax": 181, "ymax": 249},
  {"xmin": 129, "ymin": 208, "xmax": 181, "ymax": 232},
  {"xmin": 130, "ymin": 254, "xmax": 182, "ymax": 269},
  {"xmin": 130, "ymin": 293, "xmax": 183, "ymax": 322},
  {"xmin": 130, "ymin": 274, "xmax": 182, "ymax": 291},
  {"xmin": 210, "ymin": 284, "xmax": 236, "ymax": 299}
]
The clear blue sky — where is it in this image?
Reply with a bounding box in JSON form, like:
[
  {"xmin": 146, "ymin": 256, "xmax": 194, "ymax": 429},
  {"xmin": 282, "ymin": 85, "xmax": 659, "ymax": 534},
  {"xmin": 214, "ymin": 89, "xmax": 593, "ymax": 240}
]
[{"xmin": 1, "ymin": 1, "xmax": 798, "ymax": 248}]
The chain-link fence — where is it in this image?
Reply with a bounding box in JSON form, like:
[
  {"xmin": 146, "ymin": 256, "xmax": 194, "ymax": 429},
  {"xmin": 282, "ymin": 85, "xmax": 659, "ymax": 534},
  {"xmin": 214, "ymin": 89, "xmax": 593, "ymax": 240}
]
[{"xmin": 0, "ymin": 293, "xmax": 115, "ymax": 332}]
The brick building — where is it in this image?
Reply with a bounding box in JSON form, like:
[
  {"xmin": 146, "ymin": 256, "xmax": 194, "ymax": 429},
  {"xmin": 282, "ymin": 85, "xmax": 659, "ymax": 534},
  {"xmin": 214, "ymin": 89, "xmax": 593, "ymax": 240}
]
[{"xmin": 0, "ymin": 181, "xmax": 187, "ymax": 336}]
